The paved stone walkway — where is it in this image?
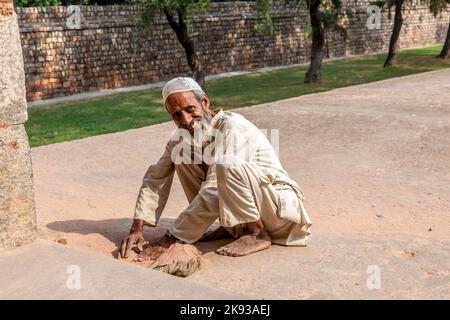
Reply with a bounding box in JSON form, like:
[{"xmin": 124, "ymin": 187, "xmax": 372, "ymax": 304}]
[{"xmin": 2, "ymin": 69, "xmax": 449, "ymax": 299}]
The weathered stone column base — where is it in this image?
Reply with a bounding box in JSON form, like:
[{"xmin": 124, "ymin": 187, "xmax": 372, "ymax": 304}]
[
  {"xmin": 0, "ymin": 124, "xmax": 36, "ymax": 250},
  {"xmin": 1, "ymin": 2, "xmax": 37, "ymax": 251}
]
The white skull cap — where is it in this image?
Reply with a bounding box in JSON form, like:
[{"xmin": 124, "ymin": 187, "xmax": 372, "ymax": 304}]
[{"xmin": 162, "ymin": 77, "xmax": 204, "ymax": 104}]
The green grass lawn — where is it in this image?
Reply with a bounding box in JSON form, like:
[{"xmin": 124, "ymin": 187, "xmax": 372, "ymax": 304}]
[{"xmin": 26, "ymin": 45, "xmax": 450, "ymax": 147}]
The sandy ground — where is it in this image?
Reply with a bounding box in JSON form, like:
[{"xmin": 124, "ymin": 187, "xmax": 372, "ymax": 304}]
[{"xmin": 30, "ymin": 69, "xmax": 450, "ymax": 298}]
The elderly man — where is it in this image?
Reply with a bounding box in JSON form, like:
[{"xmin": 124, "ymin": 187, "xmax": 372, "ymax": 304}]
[{"xmin": 119, "ymin": 77, "xmax": 311, "ymax": 260}]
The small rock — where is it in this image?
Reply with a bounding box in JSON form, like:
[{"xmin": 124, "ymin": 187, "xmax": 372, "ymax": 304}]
[
  {"xmin": 376, "ymin": 214, "xmax": 384, "ymax": 218},
  {"xmin": 57, "ymin": 238, "xmax": 67, "ymax": 245},
  {"xmin": 401, "ymin": 250, "xmax": 415, "ymax": 258},
  {"xmin": 428, "ymin": 228, "xmax": 432, "ymax": 232}
]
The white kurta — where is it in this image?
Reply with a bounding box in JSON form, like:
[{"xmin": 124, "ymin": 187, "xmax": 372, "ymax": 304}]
[{"xmin": 134, "ymin": 109, "xmax": 312, "ymax": 246}]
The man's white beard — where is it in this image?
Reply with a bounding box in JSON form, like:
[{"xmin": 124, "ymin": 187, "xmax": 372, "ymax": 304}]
[
  {"xmin": 190, "ymin": 111, "xmax": 213, "ymax": 136},
  {"xmin": 189, "ymin": 111, "xmax": 215, "ymax": 154},
  {"xmin": 199, "ymin": 111, "xmax": 213, "ymax": 133}
]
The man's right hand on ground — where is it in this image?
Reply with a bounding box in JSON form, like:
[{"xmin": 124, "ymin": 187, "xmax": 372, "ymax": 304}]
[{"xmin": 120, "ymin": 219, "xmax": 145, "ymax": 259}]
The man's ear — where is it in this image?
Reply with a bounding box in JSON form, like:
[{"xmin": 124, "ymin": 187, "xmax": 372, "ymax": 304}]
[{"xmin": 202, "ymin": 95, "xmax": 210, "ymax": 110}]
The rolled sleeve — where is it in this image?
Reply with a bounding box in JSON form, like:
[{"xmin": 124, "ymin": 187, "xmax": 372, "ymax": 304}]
[{"xmin": 134, "ymin": 143, "xmax": 175, "ymax": 226}]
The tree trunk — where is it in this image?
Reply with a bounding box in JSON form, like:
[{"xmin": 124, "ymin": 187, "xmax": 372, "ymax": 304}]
[
  {"xmin": 438, "ymin": 23, "xmax": 450, "ymax": 59},
  {"xmin": 305, "ymin": 0, "xmax": 325, "ymax": 84},
  {"xmin": 164, "ymin": 9, "xmax": 206, "ymax": 89},
  {"xmin": 384, "ymin": 0, "xmax": 404, "ymax": 67}
]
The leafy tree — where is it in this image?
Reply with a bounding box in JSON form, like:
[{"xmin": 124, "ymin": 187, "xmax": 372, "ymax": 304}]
[
  {"xmin": 378, "ymin": 0, "xmax": 406, "ymax": 67},
  {"xmin": 379, "ymin": 0, "xmax": 449, "ymax": 66},
  {"xmin": 255, "ymin": 0, "xmax": 345, "ymax": 83},
  {"xmin": 135, "ymin": 0, "xmax": 211, "ymax": 89},
  {"xmin": 303, "ymin": 0, "xmax": 345, "ymax": 83},
  {"xmin": 254, "ymin": 0, "xmax": 274, "ymax": 34},
  {"xmin": 429, "ymin": 0, "xmax": 449, "ymax": 59}
]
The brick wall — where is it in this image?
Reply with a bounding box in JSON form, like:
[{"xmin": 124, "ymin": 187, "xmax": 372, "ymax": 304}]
[{"xmin": 16, "ymin": 1, "xmax": 450, "ymax": 102}]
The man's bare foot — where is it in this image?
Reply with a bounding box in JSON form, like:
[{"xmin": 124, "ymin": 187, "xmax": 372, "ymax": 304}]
[
  {"xmin": 199, "ymin": 226, "xmax": 233, "ymax": 242},
  {"xmin": 215, "ymin": 228, "xmax": 271, "ymax": 257},
  {"xmin": 134, "ymin": 233, "xmax": 176, "ymax": 262}
]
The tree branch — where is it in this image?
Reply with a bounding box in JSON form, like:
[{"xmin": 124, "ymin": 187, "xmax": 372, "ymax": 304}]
[{"xmin": 163, "ymin": 8, "xmax": 180, "ymax": 32}]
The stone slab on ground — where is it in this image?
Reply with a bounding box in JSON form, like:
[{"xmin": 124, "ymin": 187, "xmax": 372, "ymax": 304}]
[
  {"xmin": 2, "ymin": 234, "xmax": 448, "ymax": 299},
  {"xmin": 193, "ymin": 232, "xmax": 450, "ymax": 299},
  {"xmin": 0, "ymin": 239, "xmax": 246, "ymax": 300}
]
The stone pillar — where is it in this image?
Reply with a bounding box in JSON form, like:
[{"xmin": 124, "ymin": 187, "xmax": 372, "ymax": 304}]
[{"xmin": 0, "ymin": 0, "xmax": 37, "ymax": 250}]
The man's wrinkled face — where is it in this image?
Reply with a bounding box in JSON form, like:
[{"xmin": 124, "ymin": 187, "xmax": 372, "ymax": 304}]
[{"xmin": 165, "ymin": 91, "xmax": 210, "ymax": 136}]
